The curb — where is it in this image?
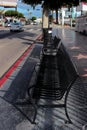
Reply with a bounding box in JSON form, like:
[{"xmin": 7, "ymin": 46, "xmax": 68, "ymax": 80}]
[{"xmin": 0, "ymin": 34, "xmax": 41, "ymax": 87}]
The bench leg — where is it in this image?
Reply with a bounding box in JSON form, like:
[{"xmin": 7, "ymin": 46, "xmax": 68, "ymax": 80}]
[
  {"xmin": 64, "ymin": 88, "xmax": 72, "ymax": 124},
  {"xmin": 27, "ymin": 86, "xmax": 38, "ymax": 124},
  {"xmin": 65, "ymin": 103, "xmax": 72, "ymax": 124},
  {"xmin": 30, "ymin": 101, "xmax": 38, "ymax": 124},
  {"xmin": 0, "ymin": 95, "xmax": 36, "ymax": 124},
  {"xmin": 14, "ymin": 103, "xmax": 37, "ymax": 124}
]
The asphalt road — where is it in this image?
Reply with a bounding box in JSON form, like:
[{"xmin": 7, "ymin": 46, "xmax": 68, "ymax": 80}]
[{"xmin": 0, "ymin": 25, "xmax": 42, "ymax": 77}]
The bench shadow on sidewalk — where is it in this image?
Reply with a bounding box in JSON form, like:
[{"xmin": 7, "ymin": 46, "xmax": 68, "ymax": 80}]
[{"xmin": 0, "ymin": 43, "xmax": 87, "ymax": 130}]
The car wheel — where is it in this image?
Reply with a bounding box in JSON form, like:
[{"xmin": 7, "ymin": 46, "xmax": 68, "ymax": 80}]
[
  {"xmin": 83, "ymin": 30, "xmax": 86, "ymax": 35},
  {"xmin": 10, "ymin": 30, "xmax": 13, "ymax": 32}
]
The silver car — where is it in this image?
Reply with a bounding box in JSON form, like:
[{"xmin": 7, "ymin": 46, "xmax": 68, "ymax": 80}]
[{"xmin": 10, "ymin": 22, "xmax": 24, "ymax": 32}]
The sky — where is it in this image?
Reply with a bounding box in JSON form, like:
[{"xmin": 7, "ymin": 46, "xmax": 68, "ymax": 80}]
[
  {"xmin": 0, "ymin": 1, "xmax": 42, "ymax": 18},
  {"xmin": 17, "ymin": 1, "xmax": 42, "ymax": 18}
]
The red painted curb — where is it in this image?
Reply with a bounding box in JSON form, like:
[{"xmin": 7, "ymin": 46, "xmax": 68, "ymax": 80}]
[
  {"xmin": 36, "ymin": 34, "xmax": 42, "ymax": 41},
  {"xmin": 0, "ymin": 33, "xmax": 42, "ymax": 87},
  {"xmin": 0, "ymin": 44, "xmax": 34, "ymax": 87}
]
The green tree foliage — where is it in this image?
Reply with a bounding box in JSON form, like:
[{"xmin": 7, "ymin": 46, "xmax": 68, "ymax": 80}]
[
  {"xmin": 31, "ymin": 16, "xmax": 36, "ymax": 21},
  {"xmin": 18, "ymin": 13, "xmax": 24, "ymax": 18},
  {"xmin": 22, "ymin": 0, "xmax": 83, "ymax": 9},
  {"xmin": 22, "ymin": 0, "xmax": 87, "ymax": 24},
  {"xmin": 22, "ymin": 0, "xmax": 41, "ymax": 7},
  {"xmin": 5, "ymin": 10, "xmax": 24, "ymax": 18},
  {"xmin": 22, "ymin": 0, "xmax": 87, "ymax": 9}
]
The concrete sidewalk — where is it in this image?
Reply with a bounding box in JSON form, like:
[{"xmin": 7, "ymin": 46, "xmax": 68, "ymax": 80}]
[{"xmin": 0, "ymin": 27, "xmax": 87, "ymax": 130}]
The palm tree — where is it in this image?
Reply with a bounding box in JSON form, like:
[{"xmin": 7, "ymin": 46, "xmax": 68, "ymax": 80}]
[
  {"xmin": 27, "ymin": 9, "xmax": 32, "ymax": 19},
  {"xmin": 22, "ymin": 0, "xmax": 82, "ymax": 26}
]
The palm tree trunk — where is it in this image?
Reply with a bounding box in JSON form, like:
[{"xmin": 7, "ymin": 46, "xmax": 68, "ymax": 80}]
[
  {"xmin": 42, "ymin": 6, "xmax": 49, "ymax": 29},
  {"xmin": 42, "ymin": 6, "xmax": 49, "ymax": 44}
]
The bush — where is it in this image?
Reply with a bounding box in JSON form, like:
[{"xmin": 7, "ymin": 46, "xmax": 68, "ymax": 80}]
[
  {"xmin": 31, "ymin": 16, "xmax": 36, "ymax": 21},
  {"xmin": 5, "ymin": 10, "xmax": 24, "ymax": 18}
]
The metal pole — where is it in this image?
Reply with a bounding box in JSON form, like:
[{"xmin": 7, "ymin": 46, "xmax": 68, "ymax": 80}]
[{"xmin": 70, "ymin": 7, "xmax": 73, "ymax": 28}]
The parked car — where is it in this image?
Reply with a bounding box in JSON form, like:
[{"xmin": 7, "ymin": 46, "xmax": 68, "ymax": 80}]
[
  {"xmin": 5, "ymin": 22, "xmax": 12, "ymax": 27},
  {"xmin": 10, "ymin": 22, "xmax": 24, "ymax": 32}
]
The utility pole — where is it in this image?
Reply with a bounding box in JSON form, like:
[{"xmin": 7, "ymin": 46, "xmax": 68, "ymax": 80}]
[
  {"xmin": 61, "ymin": 8, "xmax": 65, "ymax": 26},
  {"xmin": 70, "ymin": 7, "xmax": 73, "ymax": 27}
]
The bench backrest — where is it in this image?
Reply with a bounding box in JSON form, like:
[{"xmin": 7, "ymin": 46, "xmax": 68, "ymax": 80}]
[
  {"xmin": 53, "ymin": 36, "xmax": 61, "ymax": 48},
  {"xmin": 57, "ymin": 44, "xmax": 78, "ymax": 98}
]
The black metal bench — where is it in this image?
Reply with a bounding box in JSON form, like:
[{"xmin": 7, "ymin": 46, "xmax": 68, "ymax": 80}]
[
  {"xmin": 42, "ymin": 36, "xmax": 61, "ymax": 56},
  {"xmin": 28, "ymin": 43, "xmax": 78, "ymax": 124}
]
